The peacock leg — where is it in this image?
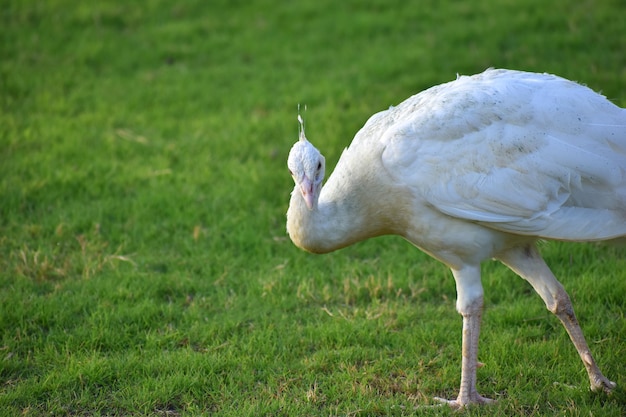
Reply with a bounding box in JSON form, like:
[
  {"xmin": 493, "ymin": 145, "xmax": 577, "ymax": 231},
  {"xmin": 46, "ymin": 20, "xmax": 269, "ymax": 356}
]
[
  {"xmin": 553, "ymin": 295, "xmax": 616, "ymax": 392},
  {"xmin": 498, "ymin": 245, "xmax": 616, "ymax": 393},
  {"xmin": 434, "ymin": 266, "xmax": 495, "ymax": 408}
]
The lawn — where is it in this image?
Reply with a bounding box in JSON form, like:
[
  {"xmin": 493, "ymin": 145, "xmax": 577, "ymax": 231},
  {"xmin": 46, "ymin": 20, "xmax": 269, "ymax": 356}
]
[{"xmin": 1, "ymin": 0, "xmax": 625, "ymax": 415}]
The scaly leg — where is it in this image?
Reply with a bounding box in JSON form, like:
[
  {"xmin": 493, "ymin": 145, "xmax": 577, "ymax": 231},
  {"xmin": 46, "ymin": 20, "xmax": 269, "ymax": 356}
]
[
  {"xmin": 435, "ymin": 266, "xmax": 495, "ymax": 408},
  {"xmin": 498, "ymin": 245, "xmax": 616, "ymax": 393}
]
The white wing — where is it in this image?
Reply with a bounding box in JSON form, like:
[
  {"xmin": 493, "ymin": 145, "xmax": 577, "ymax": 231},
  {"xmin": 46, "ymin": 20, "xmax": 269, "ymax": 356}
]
[{"xmin": 378, "ymin": 69, "xmax": 626, "ymax": 241}]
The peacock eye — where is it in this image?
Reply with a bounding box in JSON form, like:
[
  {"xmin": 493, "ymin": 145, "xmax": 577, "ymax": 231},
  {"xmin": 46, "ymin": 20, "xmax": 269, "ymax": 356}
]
[
  {"xmin": 316, "ymin": 162, "xmax": 322, "ymax": 171},
  {"xmin": 288, "ymin": 169, "xmax": 294, "ymax": 176}
]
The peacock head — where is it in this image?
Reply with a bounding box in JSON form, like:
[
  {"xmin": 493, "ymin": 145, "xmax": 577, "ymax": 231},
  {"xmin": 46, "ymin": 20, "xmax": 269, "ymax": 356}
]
[{"xmin": 288, "ymin": 130, "xmax": 326, "ymax": 210}]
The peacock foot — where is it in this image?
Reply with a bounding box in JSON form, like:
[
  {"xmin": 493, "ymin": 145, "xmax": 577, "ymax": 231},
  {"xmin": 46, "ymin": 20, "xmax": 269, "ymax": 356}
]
[
  {"xmin": 590, "ymin": 375, "xmax": 617, "ymax": 394},
  {"xmin": 433, "ymin": 393, "xmax": 496, "ymax": 409}
]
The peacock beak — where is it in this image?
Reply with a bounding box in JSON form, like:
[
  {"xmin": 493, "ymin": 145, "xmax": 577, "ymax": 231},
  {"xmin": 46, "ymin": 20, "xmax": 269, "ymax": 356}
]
[{"xmin": 300, "ymin": 178, "xmax": 315, "ymax": 210}]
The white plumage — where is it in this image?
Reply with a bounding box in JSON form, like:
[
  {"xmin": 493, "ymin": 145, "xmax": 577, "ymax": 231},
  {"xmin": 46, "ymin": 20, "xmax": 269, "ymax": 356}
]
[{"xmin": 286, "ymin": 69, "xmax": 625, "ymax": 407}]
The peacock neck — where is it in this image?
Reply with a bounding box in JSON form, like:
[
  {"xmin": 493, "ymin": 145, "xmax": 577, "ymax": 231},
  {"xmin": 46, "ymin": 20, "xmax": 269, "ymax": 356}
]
[{"xmin": 286, "ymin": 182, "xmax": 370, "ymax": 254}]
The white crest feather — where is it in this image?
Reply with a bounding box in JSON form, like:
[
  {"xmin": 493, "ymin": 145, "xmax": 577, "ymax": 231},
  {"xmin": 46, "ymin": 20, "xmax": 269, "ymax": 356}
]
[{"xmin": 297, "ymin": 104, "xmax": 307, "ymax": 142}]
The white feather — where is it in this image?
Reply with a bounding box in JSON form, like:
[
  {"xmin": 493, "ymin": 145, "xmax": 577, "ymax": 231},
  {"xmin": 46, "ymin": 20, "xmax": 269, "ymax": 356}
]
[{"xmin": 377, "ymin": 69, "xmax": 626, "ymax": 240}]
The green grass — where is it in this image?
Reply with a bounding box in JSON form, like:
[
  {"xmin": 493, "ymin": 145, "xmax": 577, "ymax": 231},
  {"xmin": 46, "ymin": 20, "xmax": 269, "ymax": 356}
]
[{"xmin": 1, "ymin": 0, "xmax": 625, "ymax": 415}]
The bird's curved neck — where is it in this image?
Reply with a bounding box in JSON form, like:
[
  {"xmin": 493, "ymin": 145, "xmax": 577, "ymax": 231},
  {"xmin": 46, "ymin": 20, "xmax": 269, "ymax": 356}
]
[{"xmin": 286, "ymin": 182, "xmax": 371, "ymax": 254}]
